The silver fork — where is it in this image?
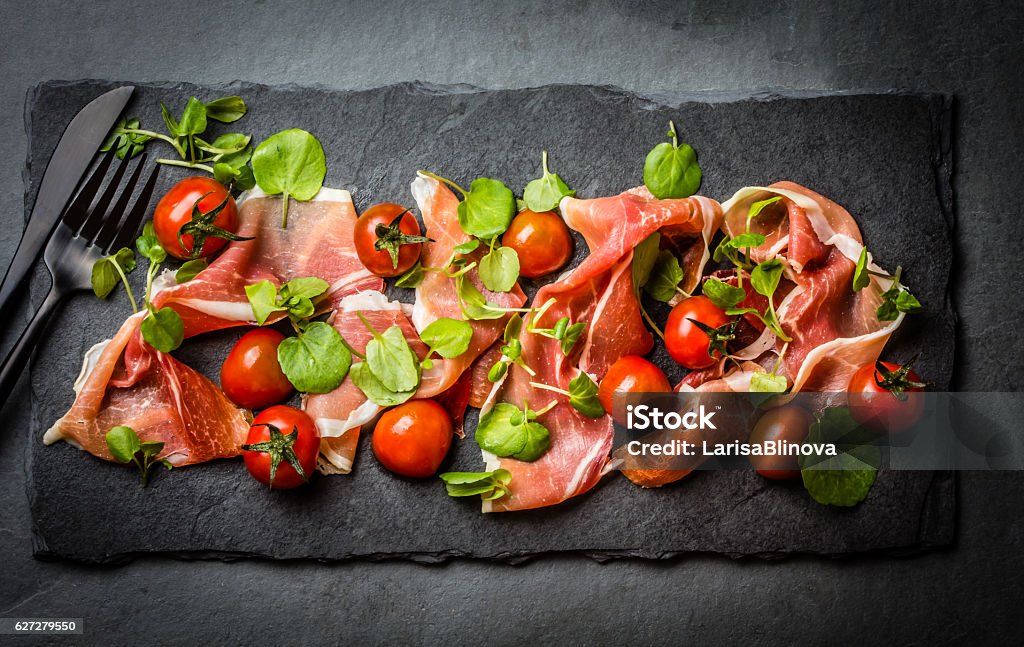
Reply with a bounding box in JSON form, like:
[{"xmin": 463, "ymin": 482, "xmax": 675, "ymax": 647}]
[{"xmin": 0, "ymin": 150, "xmax": 160, "ymax": 404}]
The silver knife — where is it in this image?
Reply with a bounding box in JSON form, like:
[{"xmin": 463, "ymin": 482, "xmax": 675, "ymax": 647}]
[{"xmin": 0, "ymin": 85, "xmax": 135, "ymax": 315}]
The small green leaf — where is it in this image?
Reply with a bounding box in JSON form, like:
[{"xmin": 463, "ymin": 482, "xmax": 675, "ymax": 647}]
[
  {"xmin": 457, "ymin": 277, "xmax": 506, "ymax": 321},
  {"xmin": 800, "ymin": 407, "xmax": 880, "ymax": 507},
  {"xmin": 252, "ymin": 129, "xmax": 327, "ymax": 227},
  {"xmin": 631, "ymin": 233, "xmax": 661, "ymax": 294},
  {"xmin": 643, "ymin": 121, "xmax": 701, "ymax": 199},
  {"xmin": 396, "ymin": 263, "xmax": 425, "ymax": 288},
  {"xmin": 420, "ymin": 317, "xmax": 474, "ymax": 359},
  {"xmin": 703, "ymin": 278, "xmax": 746, "ymax": 309},
  {"xmin": 476, "ymin": 403, "xmax": 551, "ymax": 462},
  {"xmin": 453, "ymin": 239, "xmax": 482, "ymax": 255},
  {"xmin": 204, "ymin": 96, "xmax": 247, "ymax": 123},
  {"xmin": 746, "ymin": 196, "xmax": 782, "ymax": 227},
  {"xmin": 750, "ymin": 258, "xmax": 785, "ymax": 299},
  {"xmin": 439, "ymin": 469, "xmax": 512, "ymax": 499},
  {"xmin": 245, "ymin": 280, "xmax": 286, "ymax": 325},
  {"xmin": 105, "ymin": 426, "xmax": 141, "ymax": 464},
  {"xmin": 457, "ymin": 177, "xmax": 516, "ymax": 239},
  {"xmin": 175, "ymin": 258, "xmax": 207, "ymax": 284},
  {"xmin": 852, "ymin": 248, "xmax": 870, "ymax": 292},
  {"xmin": 479, "ymin": 246, "xmax": 520, "ymax": 293},
  {"xmin": 560, "ymin": 322, "xmax": 586, "ymax": 355},
  {"xmin": 349, "ymin": 362, "xmax": 416, "ymax": 407},
  {"xmin": 644, "ymin": 250, "xmax": 684, "ymax": 302},
  {"xmin": 568, "ymin": 373, "xmax": 605, "ymax": 418},
  {"xmin": 141, "ymin": 307, "xmax": 184, "ymax": 353},
  {"xmin": 160, "ymin": 102, "xmax": 181, "ymax": 137},
  {"xmin": 523, "ymin": 150, "xmax": 575, "ymax": 212},
  {"xmin": 178, "ymin": 97, "xmax": 208, "ymax": 136},
  {"xmin": 91, "ymin": 247, "xmax": 136, "ymax": 299},
  {"xmin": 364, "ymin": 324, "xmax": 421, "ymax": 392},
  {"xmin": 277, "ymin": 321, "xmax": 351, "ymax": 393},
  {"xmin": 136, "ymin": 221, "xmax": 167, "ymax": 264},
  {"xmin": 139, "ymin": 440, "xmax": 165, "ymax": 459},
  {"xmin": 280, "ymin": 277, "xmax": 330, "ymax": 302}
]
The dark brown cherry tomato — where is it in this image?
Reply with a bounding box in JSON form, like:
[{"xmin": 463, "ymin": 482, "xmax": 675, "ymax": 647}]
[
  {"xmin": 372, "ymin": 400, "xmax": 453, "ymax": 478},
  {"xmin": 748, "ymin": 404, "xmax": 814, "ymax": 479},
  {"xmin": 243, "ymin": 406, "xmax": 320, "ymax": 489},
  {"xmin": 664, "ymin": 295, "xmax": 731, "ymax": 369},
  {"xmin": 502, "ymin": 209, "xmax": 573, "ymax": 278},
  {"xmin": 354, "ymin": 203, "xmax": 426, "ymax": 277},
  {"xmin": 598, "ymin": 355, "xmax": 673, "ymax": 423},
  {"xmin": 221, "ymin": 328, "xmax": 293, "ymax": 410},
  {"xmin": 848, "ymin": 361, "xmax": 925, "ymax": 433},
  {"xmin": 153, "ymin": 176, "xmax": 239, "ymax": 260}
]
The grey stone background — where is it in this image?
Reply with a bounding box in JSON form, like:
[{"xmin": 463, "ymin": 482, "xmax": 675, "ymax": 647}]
[{"xmin": 0, "ymin": 0, "xmax": 1021, "ymax": 644}]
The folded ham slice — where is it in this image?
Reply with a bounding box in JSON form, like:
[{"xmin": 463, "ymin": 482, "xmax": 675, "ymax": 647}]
[
  {"xmin": 483, "ymin": 188, "xmax": 722, "ymax": 512},
  {"xmin": 44, "ymin": 314, "xmax": 250, "ymax": 465},
  {"xmin": 626, "ymin": 182, "xmax": 907, "ymax": 488},
  {"xmin": 153, "ymin": 188, "xmax": 382, "ymax": 338}
]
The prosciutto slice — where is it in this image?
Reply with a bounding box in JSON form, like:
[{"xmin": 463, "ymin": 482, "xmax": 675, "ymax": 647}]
[
  {"xmin": 626, "ymin": 182, "xmax": 908, "ymax": 488},
  {"xmin": 484, "ymin": 188, "xmax": 722, "ymax": 512},
  {"xmin": 44, "ymin": 314, "xmax": 250, "ymax": 466},
  {"xmin": 153, "ymin": 188, "xmax": 382, "ymax": 338}
]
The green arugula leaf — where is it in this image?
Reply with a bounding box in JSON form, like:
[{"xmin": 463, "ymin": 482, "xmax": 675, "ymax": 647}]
[
  {"xmin": 140, "ymin": 307, "xmax": 184, "ymax": 353},
  {"xmin": 439, "ymin": 469, "xmax": 512, "ymax": 500},
  {"xmin": 702, "ymin": 277, "xmax": 746, "ymax": 309},
  {"xmin": 800, "ymin": 407, "xmax": 880, "ymax": 507},
  {"xmin": 479, "ymin": 245, "xmax": 520, "ymax": 293},
  {"xmin": 252, "ymin": 128, "xmax": 327, "ymax": 228},
  {"xmin": 644, "ymin": 250, "xmax": 684, "ymax": 302},
  {"xmin": 277, "ymin": 321, "xmax": 351, "ymax": 393},
  {"xmin": 105, "ymin": 425, "xmax": 171, "ymax": 486},
  {"xmin": 522, "ymin": 150, "xmax": 575, "ymax": 212},
  {"xmin": 852, "ymin": 248, "xmax": 870, "ymax": 292},
  {"xmin": 91, "ymin": 247, "xmax": 137, "ymax": 302},
  {"xmin": 395, "ymin": 263, "xmax": 425, "ymax": 288},
  {"xmin": 568, "ymin": 373, "xmax": 605, "ymax": 418},
  {"xmin": 175, "ymin": 258, "xmax": 208, "ymax": 284},
  {"xmin": 349, "ymin": 362, "xmax": 416, "ymax": 407},
  {"xmin": 420, "ymin": 317, "xmax": 474, "ymax": 360},
  {"xmin": 476, "ymin": 402, "xmax": 551, "ymax": 462},
  {"xmin": 203, "ymin": 96, "xmax": 247, "ymax": 123},
  {"xmin": 362, "ymin": 319, "xmax": 421, "ymax": 392},
  {"xmin": 643, "ymin": 121, "xmax": 701, "ymax": 199}
]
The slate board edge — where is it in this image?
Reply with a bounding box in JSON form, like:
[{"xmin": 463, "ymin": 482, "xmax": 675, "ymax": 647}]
[{"xmin": 23, "ymin": 80, "xmax": 958, "ymax": 565}]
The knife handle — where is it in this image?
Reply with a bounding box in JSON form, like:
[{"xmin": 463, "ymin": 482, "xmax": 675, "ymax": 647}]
[{"xmin": 0, "ymin": 287, "xmax": 61, "ymax": 407}]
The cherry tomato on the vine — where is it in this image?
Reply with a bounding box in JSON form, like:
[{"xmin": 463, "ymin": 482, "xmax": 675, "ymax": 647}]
[
  {"xmin": 153, "ymin": 176, "xmax": 240, "ymax": 260},
  {"xmin": 242, "ymin": 406, "xmax": 320, "ymax": 489},
  {"xmin": 848, "ymin": 361, "xmax": 925, "ymax": 433},
  {"xmin": 354, "ymin": 203, "xmax": 428, "ymax": 277},
  {"xmin": 664, "ymin": 296, "xmax": 731, "ymax": 369},
  {"xmin": 372, "ymin": 400, "xmax": 453, "ymax": 478}
]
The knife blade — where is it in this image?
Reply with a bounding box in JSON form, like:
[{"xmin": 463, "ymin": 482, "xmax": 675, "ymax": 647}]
[{"xmin": 0, "ymin": 85, "xmax": 135, "ymax": 315}]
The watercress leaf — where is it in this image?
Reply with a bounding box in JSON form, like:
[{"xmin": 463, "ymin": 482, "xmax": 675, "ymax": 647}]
[
  {"xmin": 349, "ymin": 362, "xmax": 416, "ymax": 407},
  {"xmin": 487, "ymin": 361, "xmax": 508, "ymax": 382},
  {"xmin": 750, "ymin": 371, "xmax": 788, "ymax": 393},
  {"xmin": 644, "ymin": 250, "xmax": 684, "ymax": 302},
  {"xmin": 476, "ymin": 403, "xmax": 528, "ymax": 457},
  {"xmin": 560, "ymin": 321, "xmax": 586, "ymax": 355},
  {"xmin": 204, "ymin": 96, "xmax": 247, "ymax": 123},
  {"xmin": 105, "ymin": 425, "xmax": 141, "ymax": 464},
  {"xmin": 213, "ymin": 163, "xmax": 239, "ymax": 186},
  {"xmin": 139, "ymin": 440, "xmax": 165, "ymax": 459},
  {"xmin": 511, "ymin": 421, "xmax": 551, "ymax": 461},
  {"xmin": 141, "ymin": 307, "xmax": 184, "ymax": 353},
  {"xmin": 252, "ymin": 128, "xmax": 327, "ymax": 226},
  {"xmin": 280, "ymin": 277, "xmax": 329, "ymax": 302},
  {"xmin": 233, "ymin": 164, "xmax": 256, "ymax": 191},
  {"xmin": 160, "ymin": 102, "xmax": 181, "ymax": 137},
  {"xmin": 91, "ymin": 247, "xmax": 136, "ymax": 299},
  {"xmin": 631, "ymin": 232, "xmax": 661, "ymax": 294},
  {"xmin": 750, "ymin": 258, "xmax": 785, "ymax": 299},
  {"xmin": 852, "ymin": 248, "xmax": 870, "ymax": 292},
  {"xmin": 208, "ymin": 132, "xmax": 251, "ymax": 154},
  {"xmin": 457, "ymin": 177, "xmax": 515, "ymax": 239},
  {"xmin": 420, "ymin": 317, "xmax": 473, "ymax": 359},
  {"xmin": 479, "ymin": 246, "xmax": 520, "ymax": 293},
  {"xmin": 396, "ymin": 263, "xmax": 425, "ymax": 288},
  {"xmin": 457, "ymin": 277, "xmax": 506, "ymax": 321},
  {"xmin": 136, "ymin": 221, "xmax": 167, "ymax": 264},
  {"xmin": 277, "ymin": 321, "xmax": 351, "ymax": 393},
  {"xmin": 568, "ymin": 373, "xmax": 605, "ymax": 418},
  {"xmin": 439, "ymin": 469, "xmax": 512, "ymax": 499},
  {"xmin": 523, "ymin": 151, "xmax": 575, "ymax": 212},
  {"xmin": 800, "ymin": 407, "xmax": 880, "ymax": 507},
  {"xmin": 746, "ymin": 196, "xmax": 782, "ymax": 225},
  {"xmin": 178, "ymin": 97, "xmax": 208, "ymax": 136},
  {"xmin": 702, "ymin": 278, "xmax": 745, "ymax": 310},
  {"xmin": 175, "ymin": 258, "xmax": 207, "ymax": 284},
  {"xmin": 453, "ymin": 239, "xmax": 481, "ymax": 255},
  {"xmin": 244, "ymin": 280, "xmax": 285, "ymax": 325},
  {"xmin": 895, "ymin": 290, "xmax": 922, "ymax": 313},
  {"xmin": 504, "ymin": 313, "xmax": 523, "ymax": 341},
  {"xmin": 365, "ymin": 325, "xmax": 421, "ymax": 392},
  {"xmin": 730, "ymin": 232, "xmax": 767, "ymax": 249},
  {"xmin": 643, "ymin": 121, "xmax": 701, "ymax": 199}
]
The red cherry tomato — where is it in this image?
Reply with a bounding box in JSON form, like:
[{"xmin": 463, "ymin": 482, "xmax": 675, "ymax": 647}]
[
  {"xmin": 665, "ymin": 296, "xmax": 731, "ymax": 369},
  {"xmin": 153, "ymin": 176, "xmax": 239, "ymax": 260},
  {"xmin": 502, "ymin": 209, "xmax": 573, "ymax": 278},
  {"xmin": 372, "ymin": 400, "xmax": 453, "ymax": 478},
  {"xmin": 748, "ymin": 405, "xmax": 814, "ymax": 479},
  {"xmin": 220, "ymin": 328, "xmax": 294, "ymax": 410},
  {"xmin": 598, "ymin": 355, "xmax": 673, "ymax": 422},
  {"xmin": 848, "ymin": 361, "xmax": 925, "ymax": 433},
  {"xmin": 243, "ymin": 406, "xmax": 320, "ymax": 489},
  {"xmin": 354, "ymin": 203, "xmax": 425, "ymax": 277}
]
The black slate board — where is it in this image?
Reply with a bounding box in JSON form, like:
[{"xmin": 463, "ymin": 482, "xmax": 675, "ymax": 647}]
[{"xmin": 23, "ymin": 81, "xmax": 956, "ymax": 563}]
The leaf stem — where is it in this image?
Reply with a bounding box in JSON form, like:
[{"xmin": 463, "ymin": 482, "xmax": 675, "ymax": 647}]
[
  {"xmin": 156, "ymin": 158, "xmax": 214, "ymax": 173},
  {"xmin": 529, "ymin": 381, "xmax": 570, "ymax": 397},
  {"xmin": 111, "ymin": 259, "xmax": 139, "ymax": 313},
  {"xmin": 640, "ymin": 305, "xmax": 666, "ymax": 340},
  {"xmin": 418, "ymin": 170, "xmax": 467, "ymax": 198}
]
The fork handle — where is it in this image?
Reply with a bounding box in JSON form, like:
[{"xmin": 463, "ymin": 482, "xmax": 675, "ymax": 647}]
[{"xmin": 0, "ymin": 288, "xmax": 62, "ymax": 409}]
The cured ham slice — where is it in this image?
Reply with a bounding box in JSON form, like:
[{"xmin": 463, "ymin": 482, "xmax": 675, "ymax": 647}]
[
  {"xmin": 153, "ymin": 188, "xmax": 382, "ymax": 338},
  {"xmin": 44, "ymin": 314, "xmax": 250, "ymax": 466},
  {"xmin": 484, "ymin": 188, "xmax": 722, "ymax": 512},
  {"xmin": 627, "ymin": 182, "xmax": 907, "ymax": 488}
]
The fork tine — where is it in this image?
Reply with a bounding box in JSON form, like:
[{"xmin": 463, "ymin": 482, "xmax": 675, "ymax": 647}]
[
  {"xmin": 79, "ymin": 152, "xmax": 133, "ymax": 241},
  {"xmin": 95, "ymin": 154, "xmax": 148, "ymax": 252},
  {"xmin": 109, "ymin": 163, "xmax": 160, "ymax": 252},
  {"xmin": 61, "ymin": 148, "xmax": 116, "ymax": 232}
]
